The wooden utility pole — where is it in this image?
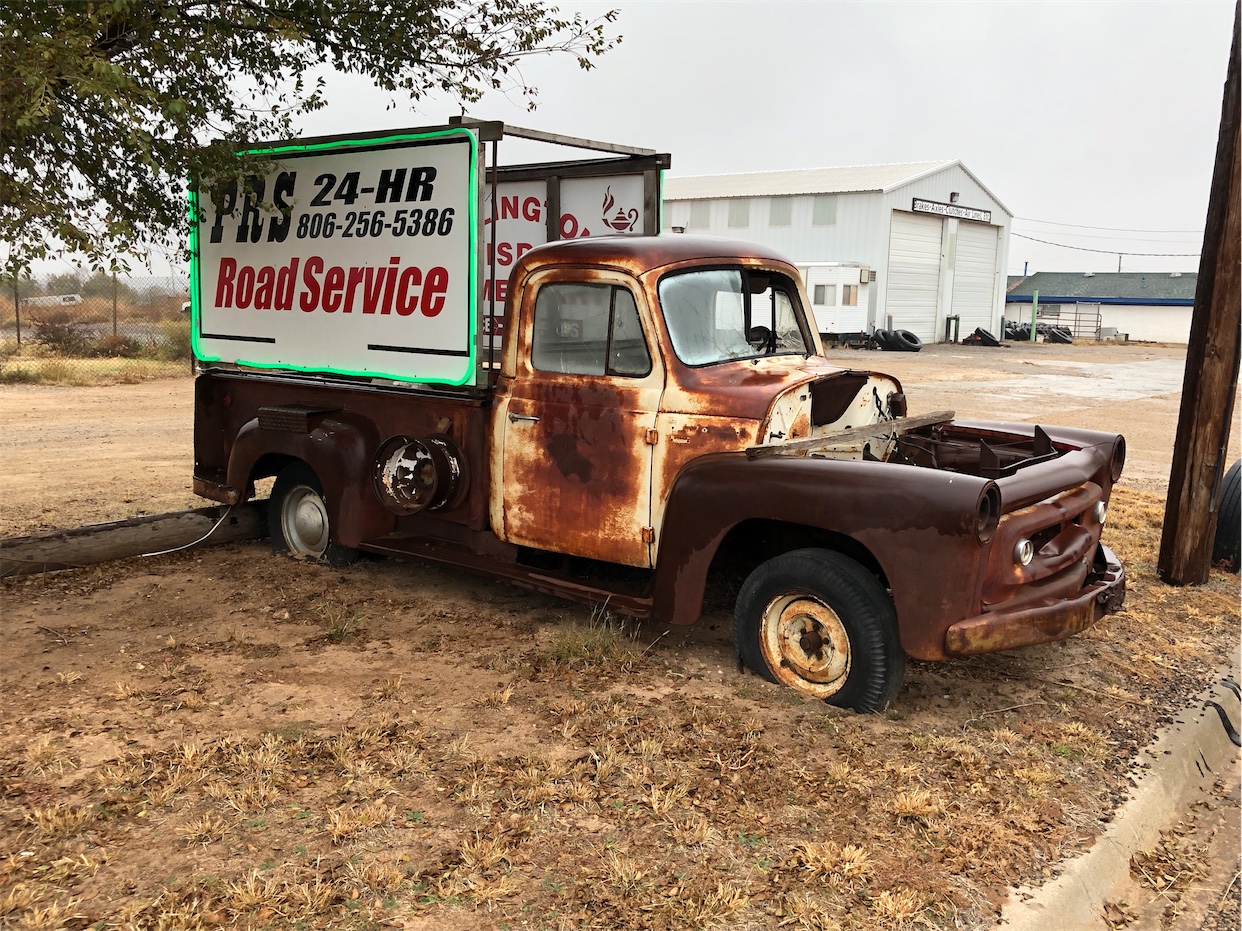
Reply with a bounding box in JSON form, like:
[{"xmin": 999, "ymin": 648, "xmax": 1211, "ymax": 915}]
[{"xmin": 1158, "ymin": 1, "xmax": 1241, "ymax": 585}]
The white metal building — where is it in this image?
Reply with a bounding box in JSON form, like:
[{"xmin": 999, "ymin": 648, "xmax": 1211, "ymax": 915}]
[{"xmin": 663, "ymin": 162, "xmax": 1013, "ymax": 343}]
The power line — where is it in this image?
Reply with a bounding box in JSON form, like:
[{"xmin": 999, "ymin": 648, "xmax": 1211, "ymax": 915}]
[
  {"xmin": 1011, "ymin": 226, "xmax": 1203, "ymax": 243},
  {"xmin": 1014, "ymin": 216, "xmax": 1204, "ymax": 234},
  {"xmin": 1010, "ymin": 232, "xmax": 1201, "ymax": 257}
]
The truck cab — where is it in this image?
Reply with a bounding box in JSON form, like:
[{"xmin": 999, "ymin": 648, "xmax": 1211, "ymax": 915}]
[{"xmin": 491, "ymin": 235, "xmax": 900, "ymax": 569}]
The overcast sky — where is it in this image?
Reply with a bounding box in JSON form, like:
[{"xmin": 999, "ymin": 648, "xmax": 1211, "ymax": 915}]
[{"xmin": 300, "ymin": 0, "xmax": 1236, "ymax": 277}]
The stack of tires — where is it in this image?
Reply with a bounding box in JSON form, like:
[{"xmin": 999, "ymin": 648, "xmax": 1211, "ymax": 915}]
[
  {"xmin": 871, "ymin": 328, "xmax": 922, "ymax": 352},
  {"xmin": 1002, "ymin": 322, "xmax": 1073, "ymax": 343}
]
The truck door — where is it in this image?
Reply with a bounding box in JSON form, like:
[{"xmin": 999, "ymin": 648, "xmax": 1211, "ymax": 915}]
[{"xmin": 496, "ymin": 271, "xmax": 662, "ymax": 568}]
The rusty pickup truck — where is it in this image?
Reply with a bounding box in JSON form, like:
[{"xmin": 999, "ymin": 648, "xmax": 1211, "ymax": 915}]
[{"xmin": 191, "ymin": 121, "xmax": 1126, "ymax": 712}]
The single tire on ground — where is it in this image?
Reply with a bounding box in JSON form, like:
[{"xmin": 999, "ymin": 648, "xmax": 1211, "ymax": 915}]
[
  {"xmin": 973, "ymin": 327, "xmax": 1001, "ymax": 347},
  {"xmin": 1047, "ymin": 326, "xmax": 1073, "ymax": 344},
  {"xmin": 891, "ymin": 329, "xmax": 923, "ymax": 352},
  {"xmin": 1213, "ymin": 459, "xmax": 1241, "ymax": 573},
  {"xmin": 734, "ymin": 548, "xmax": 906, "ymax": 712},
  {"xmin": 268, "ymin": 462, "xmax": 360, "ymax": 568},
  {"xmin": 871, "ymin": 328, "xmax": 894, "ymax": 350}
]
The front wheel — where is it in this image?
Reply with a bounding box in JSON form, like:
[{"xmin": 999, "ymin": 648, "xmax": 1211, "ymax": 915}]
[
  {"xmin": 268, "ymin": 462, "xmax": 359, "ymax": 567},
  {"xmin": 734, "ymin": 549, "xmax": 905, "ymax": 712}
]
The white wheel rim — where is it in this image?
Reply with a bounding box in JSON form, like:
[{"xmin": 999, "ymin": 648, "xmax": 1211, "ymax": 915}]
[
  {"xmin": 281, "ymin": 484, "xmax": 330, "ymax": 557},
  {"xmin": 759, "ymin": 594, "xmax": 851, "ymax": 698}
]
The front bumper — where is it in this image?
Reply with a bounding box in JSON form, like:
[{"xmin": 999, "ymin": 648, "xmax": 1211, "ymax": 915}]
[{"xmin": 944, "ymin": 543, "xmax": 1126, "ymax": 656}]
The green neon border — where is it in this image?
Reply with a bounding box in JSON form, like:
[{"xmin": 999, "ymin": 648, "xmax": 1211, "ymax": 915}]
[{"xmin": 189, "ymin": 127, "xmax": 479, "ymax": 387}]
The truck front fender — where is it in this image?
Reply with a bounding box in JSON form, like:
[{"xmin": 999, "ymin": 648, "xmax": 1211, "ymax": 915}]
[
  {"xmin": 652, "ymin": 452, "xmax": 997, "ymax": 660},
  {"xmin": 227, "ymin": 414, "xmax": 395, "ymax": 547}
]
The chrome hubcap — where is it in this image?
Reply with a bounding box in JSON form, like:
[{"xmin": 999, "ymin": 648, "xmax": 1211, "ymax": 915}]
[{"xmin": 281, "ymin": 485, "xmax": 330, "ymax": 557}]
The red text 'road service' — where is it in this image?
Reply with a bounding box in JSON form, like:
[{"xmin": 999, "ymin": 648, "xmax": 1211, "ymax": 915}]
[{"xmin": 214, "ymin": 257, "xmax": 449, "ymax": 316}]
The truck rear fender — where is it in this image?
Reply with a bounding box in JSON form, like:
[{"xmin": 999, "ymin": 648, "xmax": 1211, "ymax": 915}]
[
  {"xmin": 227, "ymin": 414, "xmax": 394, "ymax": 547},
  {"xmin": 652, "ymin": 452, "xmax": 997, "ymax": 659}
]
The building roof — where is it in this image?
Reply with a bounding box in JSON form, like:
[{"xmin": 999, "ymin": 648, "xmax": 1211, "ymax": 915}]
[
  {"xmin": 664, "ymin": 160, "xmax": 1011, "ymax": 217},
  {"xmin": 663, "ymin": 161, "xmax": 950, "ymax": 198},
  {"xmin": 1005, "ymin": 271, "xmax": 1197, "ymax": 305}
]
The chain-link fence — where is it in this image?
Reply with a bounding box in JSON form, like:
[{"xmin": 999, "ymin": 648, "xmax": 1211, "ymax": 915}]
[{"xmin": 0, "ymin": 272, "xmax": 191, "ymax": 384}]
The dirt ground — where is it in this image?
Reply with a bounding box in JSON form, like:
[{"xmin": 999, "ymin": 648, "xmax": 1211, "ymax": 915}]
[{"xmin": 1, "ymin": 341, "xmax": 1239, "ymax": 931}]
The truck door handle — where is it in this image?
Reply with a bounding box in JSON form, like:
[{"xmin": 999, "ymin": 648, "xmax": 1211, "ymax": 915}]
[{"xmin": 508, "ymin": 412, "xmax": 540, "ymax": 423}]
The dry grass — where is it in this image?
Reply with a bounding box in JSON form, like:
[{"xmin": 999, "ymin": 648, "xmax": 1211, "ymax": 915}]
[
  {"xmin": 26, "ymin": 803, "xmax": 94, "ymax": 838},
  {"xmin": 0, "ymin": 482, "xmax": 1236, "ymax": 930}
]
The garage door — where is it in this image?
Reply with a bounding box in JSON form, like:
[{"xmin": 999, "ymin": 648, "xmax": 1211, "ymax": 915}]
[
  {"xmin": 885, "ymin": 211, "xmax": 943, "ymax": 342},
  {"xmin": 952, "ymin": 221, "xmax": 1000, "ymax": 336}
]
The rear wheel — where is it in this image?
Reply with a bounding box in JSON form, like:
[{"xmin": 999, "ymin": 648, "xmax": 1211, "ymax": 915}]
[
  {"xmin": 734, "ymin": 548, "xmax": 905, "ymax": 712},
  {"xmin": 268, "ymin": 462, "xmax": 359, "ymax": 567}
]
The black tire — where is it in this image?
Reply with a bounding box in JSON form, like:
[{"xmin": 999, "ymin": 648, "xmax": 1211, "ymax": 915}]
[
  {"xmin": 891, "ymin": 329, "xmax": 923, "ymax": 352},
  {"xmin": 1047, "ymin": 326, "xmax": 1073, "ymax": 344},
  {"xmin": 973, "ymin": 327, "xmax": 1000, "ymax": 347},
  {"xmin": 268, "ymin": 462, "xmax": 360, "ymax": 568},
  {"xmin": 871, "ymin": 328, "xmax": 894, "ymax": 350},
  {"xmin": 734, "ymin": 549, "xmax": 905, "ymax": 712},
  {"xmin": 1213, "ymin": 459, "xmax": 1241, "ymax": 573}
]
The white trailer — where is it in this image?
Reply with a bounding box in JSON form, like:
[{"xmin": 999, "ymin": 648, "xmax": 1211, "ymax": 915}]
[{"xmin": 796, "ymin": 262, "xmax": 874, "ymax": 344}]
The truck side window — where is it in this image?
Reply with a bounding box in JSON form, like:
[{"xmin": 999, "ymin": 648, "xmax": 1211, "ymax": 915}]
[
  {"xmin": 608, "ymin": 289, "xmax": 651, "ymax": 376},
  {"xmin": 531, "ymin": 283, "xmax": 651, "ymax": 377}
]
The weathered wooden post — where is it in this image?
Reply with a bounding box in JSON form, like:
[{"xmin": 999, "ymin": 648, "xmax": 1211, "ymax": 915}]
[{"xmin": 1158, "ymin": 1, "xmax": 1241, "ymax": 585}]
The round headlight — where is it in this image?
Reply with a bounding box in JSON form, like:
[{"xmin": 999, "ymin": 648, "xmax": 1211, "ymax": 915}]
[
  {"xmin": 1094, "ymin": 501, "xmax": 1107, "ymax": 523},
  {"xmin": 1110, "ymin": 437, "xmax": 1126, "ymax": 482},
  {"xmin": 976, "ymin": 483, "xmax": 1001, "ymax": 544},
  {"xmin": 1014, "ymin": 539, "xmax": 1035, "ymax": 566}
]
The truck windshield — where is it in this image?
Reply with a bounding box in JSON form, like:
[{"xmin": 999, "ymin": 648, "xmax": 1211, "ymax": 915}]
[{"xmin": 658, "ymin": 268, "xmax": 811, "ymax": 366}]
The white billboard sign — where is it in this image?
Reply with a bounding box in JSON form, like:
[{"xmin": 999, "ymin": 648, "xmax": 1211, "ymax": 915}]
[{"xmin": 192, "ymin": 129, "xmax": 477, "ymax": 385}]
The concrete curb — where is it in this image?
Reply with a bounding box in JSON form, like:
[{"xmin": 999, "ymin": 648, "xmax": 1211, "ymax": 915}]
[{"xmin": 997, "ymin": 643, "xmax": 1242, "ymax": 931}]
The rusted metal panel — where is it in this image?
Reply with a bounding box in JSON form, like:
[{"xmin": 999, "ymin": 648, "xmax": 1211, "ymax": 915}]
[
  {"xmin": 194, "ymin": 371, "xmax": 494, "ymax": 547},
  {"xmin": 652, "ymin": 452, "xmax": 993, "ymax": 659},
  {"xmin": 508, "ymin": 234, "xmax": 805, "ymax": 284},
  {"xmin": 650, "ymin": 413, "xmax": 759, "ymax": 552},
  {"xmin": 945, "ymin": 544, "xmax": 1125, "ymax": 655},
  {"xmin": 981, "ymin": 482, "xmax": 1103, "ymax": 605},
  {"xmin": 651, "ymin": 421, "xmax": 1124, "ymax": 661},
  {"xmin": 492, "ymin": 267, "xmax": 663, "ymax": 568}
]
